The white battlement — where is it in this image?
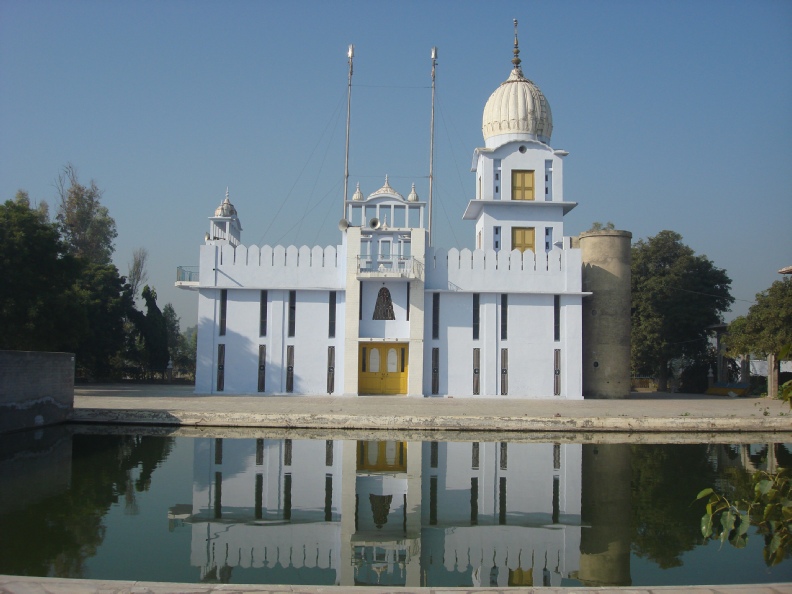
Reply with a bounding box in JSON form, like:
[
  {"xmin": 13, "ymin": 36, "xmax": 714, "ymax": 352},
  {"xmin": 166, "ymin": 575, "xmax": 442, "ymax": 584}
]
[
  {"xmin": 199, "ymin": 243, "xmax": 344, "ymax": 290},
  {"xmin": 425, "ymin": 246, "xmax": 581, "ymax": 293}
]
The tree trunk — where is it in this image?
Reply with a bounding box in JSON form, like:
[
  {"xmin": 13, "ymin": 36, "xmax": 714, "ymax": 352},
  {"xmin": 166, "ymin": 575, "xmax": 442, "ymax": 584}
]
[
  {"xmin": 657, "ymin": 362, "xmax": 669, "ymax": 392},
  {"xmin": 767, "ymin": 353, "xmax": 778, "ymax": 399}
]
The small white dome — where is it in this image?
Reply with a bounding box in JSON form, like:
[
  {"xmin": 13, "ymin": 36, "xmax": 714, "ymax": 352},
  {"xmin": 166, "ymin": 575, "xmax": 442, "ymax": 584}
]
[
  {"xmin": 214, "ymin": 189, "xmax": 238, "ymax": 217},
  {"xmin": 352, "ymin": 182, "xmax": 364, "ymax": 201},
  {"xmin": 407, "ymin": 183, "xmax": 419, "ymax": 202}
]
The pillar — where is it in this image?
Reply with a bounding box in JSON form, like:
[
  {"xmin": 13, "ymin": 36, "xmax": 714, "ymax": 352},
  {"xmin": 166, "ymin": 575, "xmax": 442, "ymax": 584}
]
[{"xmin": 579, "ymin": 230, "xmax": 632, "ymax": 398}]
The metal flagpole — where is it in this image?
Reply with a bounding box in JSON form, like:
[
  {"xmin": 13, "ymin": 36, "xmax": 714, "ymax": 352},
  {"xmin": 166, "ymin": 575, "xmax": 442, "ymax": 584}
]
[
  {"xmin": 428, "ymin": 47, "xmax": 437, "ymax": 246},
  {"xmin": 343, "ymin": 44, "xmax": 354, "ymax": 219}
]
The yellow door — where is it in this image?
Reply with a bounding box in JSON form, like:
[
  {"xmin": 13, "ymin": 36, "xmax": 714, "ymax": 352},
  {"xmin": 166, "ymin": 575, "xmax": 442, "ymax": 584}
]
[
  {"xmin": 512, "ymin": 227, "xmax": 535, "ymax": 253},
  {"xmin": 511, "ymin": 170, "xmax": 535, "ymax": 200},
  {"xmin": 359, "ymin": 343, "xmax": 408, "ymax": 394}
]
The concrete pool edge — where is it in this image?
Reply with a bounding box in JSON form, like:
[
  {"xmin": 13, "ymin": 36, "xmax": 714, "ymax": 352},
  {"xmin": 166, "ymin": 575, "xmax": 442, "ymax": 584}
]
[
  {"xmin": 69, "ymin": 385, "xmax": 792, "ymax": 434},
  {"xmin": 69, "ymin": 406, "xmax": 792, "ymax": 433},
  {"xmin": 1, "ymin": 575, "xmax": 791, "ymax": 593}
]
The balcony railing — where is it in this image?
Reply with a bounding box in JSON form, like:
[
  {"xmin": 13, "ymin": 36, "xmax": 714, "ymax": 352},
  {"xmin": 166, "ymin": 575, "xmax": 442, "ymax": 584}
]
[
  {"xmin": 357, "ymin": 256, "xmax": 423, "ymax": 280},
  {"xmin": 176, "ymin": 266, "xmax": 199, "ymax": 285}
]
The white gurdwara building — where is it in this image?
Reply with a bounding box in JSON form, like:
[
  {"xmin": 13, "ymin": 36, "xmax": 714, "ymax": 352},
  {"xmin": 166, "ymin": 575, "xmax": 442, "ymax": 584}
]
[{"xmin": 181, "ymin": 31, "xmax": 629, "ymax": 399}]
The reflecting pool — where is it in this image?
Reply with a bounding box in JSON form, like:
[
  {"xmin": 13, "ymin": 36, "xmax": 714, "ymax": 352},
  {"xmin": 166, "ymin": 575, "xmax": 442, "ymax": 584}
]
[{"xmin": 0, "ymin": 426, "xmax": 790, "ymax": 587}]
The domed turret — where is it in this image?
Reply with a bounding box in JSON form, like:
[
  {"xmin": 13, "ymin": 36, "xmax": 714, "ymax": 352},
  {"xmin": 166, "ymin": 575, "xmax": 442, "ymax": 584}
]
[
  {"xmin": 482, "ymin": 20, "xmax": 553, "ymax": 147},
  {"xmin": 208, "ymin": 188, "xmax": 242, "ymax": 246},
  {"xmin": 214, "ymin": 188, "xmax": 238, "ymax": 217},
  {"xmin": 352, "ymin": 182, "xmax": 364, "ymax": 201}
]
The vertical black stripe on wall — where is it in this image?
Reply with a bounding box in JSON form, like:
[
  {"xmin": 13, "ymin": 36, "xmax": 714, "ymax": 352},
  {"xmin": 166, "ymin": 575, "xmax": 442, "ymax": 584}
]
[
  {"xmin": 432, "ymin": 293, "xmax": 440, "ymax": 339},
  {"xmin": 328, "ymin": 291, "xmax": 336, "ymax": 338},
  {"xmin": 500, "ymin": 294, "xmax": 508, "ymax": 340},
  {"xmin": 473, "ymin": 348, "xmax": 480, "ymax": 395},
  {"xmin": 288, "ymin": 291, "xmax": 296, "ymax": 337},
  {"xmin": 554, "ymin": 348, "xmax": 561, "ymax": 396},
  {"xmin": 258, "ymin": 345, "xmax": 266, "ymax": 392},
  {"xmin": 327, "ymin": 346, "xmax": 335, "ymax": 394},
  {"xmin": 472, "ymin": 293, "xmax": 480, "ymax": 340},
  {"xmin": 286, "ymin": 345, "xmax": 294, "ymax": 392},
  {"xmin": 431, "ymin": 347, "xmax": 439, "ymax": 394},
  {"xmin": 219, "ymin": 290, "xmax": 227, "ymax": 336},
  {"xmin": 554, "ymin": 294, "xmax": 560, "ymax": 341},
  {"xmin": 260, "ymin": 290, "xmax": 267, "ymax": 336},
  {"xmin": 500, "ymin": 348, "xmax": 508, "ymax": 395},
  {"xmin": 216, "ymin": 344, "xmax": 225, "ymax": 392}
]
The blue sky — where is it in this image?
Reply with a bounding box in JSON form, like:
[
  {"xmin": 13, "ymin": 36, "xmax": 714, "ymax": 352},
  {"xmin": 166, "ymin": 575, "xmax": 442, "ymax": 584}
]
[{"xmin": 2, "ymin": 0, "xmax": 790, "ymax": 327}]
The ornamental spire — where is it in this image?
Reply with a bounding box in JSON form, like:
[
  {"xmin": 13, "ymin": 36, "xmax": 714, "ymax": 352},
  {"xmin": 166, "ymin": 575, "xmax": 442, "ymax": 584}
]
[{"xmin": 512, "ymin": 18, "xmax": 522, "ymax": 70}]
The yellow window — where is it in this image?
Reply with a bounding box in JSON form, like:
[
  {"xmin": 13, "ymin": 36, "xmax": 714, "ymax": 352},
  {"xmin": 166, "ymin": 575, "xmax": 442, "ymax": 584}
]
[
  {"xmin": 512, "ymin": 227, "xmax": 535, "ymax": 253},
  {"xmin": 511, "ymin": 170, "xmax": 535, "ymax": 200}
]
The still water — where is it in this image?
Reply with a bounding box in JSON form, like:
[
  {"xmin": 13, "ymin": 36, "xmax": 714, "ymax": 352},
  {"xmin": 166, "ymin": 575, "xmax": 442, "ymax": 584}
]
[{"xmin": 0, "ymin": 426, "xmax": 789, "ymax": 587}]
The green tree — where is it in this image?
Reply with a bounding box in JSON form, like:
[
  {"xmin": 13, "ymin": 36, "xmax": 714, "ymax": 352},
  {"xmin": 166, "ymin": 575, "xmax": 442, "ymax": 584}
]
[
  {"xmin": 56, "ymin": 163, "xmax": 117, "ymax": 265},
  {"xmin": 631, "ymin": 231, "xmax": 733, "ymax": 391},
  {"xmin": 724, "ymin": 278, "xmax": 792, "ymax": 399},
  {"xmin": 0, "ymin": 195, "xmax": 83, "ymax": 351},
  {"xmin": 176, "ymin": 325, "xmax": 197, "ymax": 379},
  {"xmin": 127, "ymin": 247, "xmax": 149, "ymax": 299},
  {"xmin": 163, "ymin": 303, "xmax": 181, "ymax": 360},
  {"xmin": 72, "ymin": 263, "xmax": 135, "ymax": 378},
  {"xmin": 132, "ymin": 286, "xmax": 170, "ymax": 376}
]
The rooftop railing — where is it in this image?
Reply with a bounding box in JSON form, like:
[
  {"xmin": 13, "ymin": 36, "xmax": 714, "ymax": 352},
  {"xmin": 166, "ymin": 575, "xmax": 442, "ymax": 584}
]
[
  {"xmin": 357, "ymin": 256, "xmax": 424, "ymax": 280},
  {"xmin": 176, "ymin": 266, "xmax": 199, "ymax": 283}
]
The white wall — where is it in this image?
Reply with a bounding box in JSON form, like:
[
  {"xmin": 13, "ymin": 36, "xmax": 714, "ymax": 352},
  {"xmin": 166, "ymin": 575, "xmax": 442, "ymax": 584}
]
[
  {"xmin": 195, "ymin": 287, "xmax": 345, "ymax": 395},
  {"xmin": 423, "ymin": 291, "xmax": 583, "ymax": 398}
]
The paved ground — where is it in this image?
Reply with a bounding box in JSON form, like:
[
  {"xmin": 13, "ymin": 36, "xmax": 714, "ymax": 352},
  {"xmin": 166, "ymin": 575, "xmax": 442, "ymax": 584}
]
[{"xmin": 71, "ymin": 384, "xmax": 792, "ymax": 436}]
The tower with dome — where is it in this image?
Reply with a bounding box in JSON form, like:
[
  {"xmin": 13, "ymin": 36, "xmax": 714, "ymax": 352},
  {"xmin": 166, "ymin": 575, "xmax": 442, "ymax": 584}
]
[{"xmin": 181, "ymin": 24, "xmax": 631, "ymax": 399}]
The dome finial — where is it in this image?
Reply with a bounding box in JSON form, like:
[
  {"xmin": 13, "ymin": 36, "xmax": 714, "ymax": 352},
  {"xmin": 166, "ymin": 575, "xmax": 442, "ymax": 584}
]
[{"xmin": 512, "ymin": 18, "xmax": 521, "ymax": 70}]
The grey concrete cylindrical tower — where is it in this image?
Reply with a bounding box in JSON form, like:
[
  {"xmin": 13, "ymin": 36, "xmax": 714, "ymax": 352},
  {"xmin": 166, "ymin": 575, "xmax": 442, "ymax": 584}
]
[{"xmin": 579, "ymin": 230, "xmax": 632, "ymax": 399}]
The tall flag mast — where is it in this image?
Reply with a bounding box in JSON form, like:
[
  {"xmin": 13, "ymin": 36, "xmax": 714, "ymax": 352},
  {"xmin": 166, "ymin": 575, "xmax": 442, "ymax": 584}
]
[
  {"xmin": 343, "ymin": 44, "xmax": 354, "ymax": 218},
  {"xmin": 428, "ymin": 47, "xmax": 437, "ymax": 246}
]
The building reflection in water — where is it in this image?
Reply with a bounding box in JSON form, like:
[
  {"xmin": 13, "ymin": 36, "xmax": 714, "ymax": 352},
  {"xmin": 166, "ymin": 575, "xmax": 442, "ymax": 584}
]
[
  {"xmin": 576, "ymin": 444, "xmax": 632, "ymax": 587},
  {"xmin": 177, "ymin": 437, "xmax": 585, "ymax": 587}
]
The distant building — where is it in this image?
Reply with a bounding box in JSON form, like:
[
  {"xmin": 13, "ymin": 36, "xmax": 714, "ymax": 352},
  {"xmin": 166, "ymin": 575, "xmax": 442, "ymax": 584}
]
[{"xmin": 178, "ymin": 28, "xmax": 631, "ymax": 398}]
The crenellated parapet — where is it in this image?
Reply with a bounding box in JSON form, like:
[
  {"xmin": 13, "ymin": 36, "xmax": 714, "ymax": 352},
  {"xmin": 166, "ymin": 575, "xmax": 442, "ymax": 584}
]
[
  {"xmin": 424, "ymin": 244, "xmax": 581, "ymax": 293},
  {"xmin": 199, "ymin": 243, "xmax": 345, "ymax": 290}
]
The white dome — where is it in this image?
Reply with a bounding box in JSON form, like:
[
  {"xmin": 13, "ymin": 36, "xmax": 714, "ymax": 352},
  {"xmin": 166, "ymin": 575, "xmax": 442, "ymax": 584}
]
[
  {"xmin": 352, "ymin": 182, "xmax": 364, "ymax": 201},
  {"xmin": 214, "ymin": 189, "xmax": 238, "ymax": 217},
  {"xmin": 482, "ymin": 66, "xmax": 553, "ymax": 145},
  {"xmin": 368, "ymin": 175, "xmax": 404, "ymax": 200}
]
